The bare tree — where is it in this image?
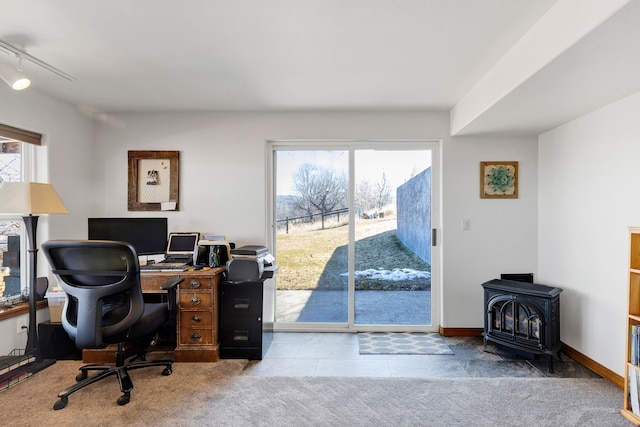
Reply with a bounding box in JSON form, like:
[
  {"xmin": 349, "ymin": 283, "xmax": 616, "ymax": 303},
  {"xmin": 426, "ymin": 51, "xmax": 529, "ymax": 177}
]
[
  {"xmin": 0, "ymin": 153, "xmax": 21, "ymax": 183},
  {"xmin": 355, "ymin": 178, "xmax": 374, "ymax": 215},
  {"xmin": 356, "ymin": 172, "xmax": 393, "ymax": 215},
  {"xmin": 293, "ymin": 163, "xmax": 347, "ymax": 218},
  {"xmin": 0, "ymin": 149, "xmax": 22, "ymax": 267},
  {"xmin": 374, "ymin": 172, "xmax": 392, "ymax": 210}
]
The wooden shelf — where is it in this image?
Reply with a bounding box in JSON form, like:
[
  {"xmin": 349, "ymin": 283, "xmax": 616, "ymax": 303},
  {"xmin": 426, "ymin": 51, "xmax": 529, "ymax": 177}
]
[
  {"xmin": 622, "ymin": 408, "xmax": 640, "ymax": 425},
  {"xmin": 623, "ymin": 227, "xmax": 640, "ymax": 423},
  {"xmin": 0, "ymin": 300, "xmax": 48, "ymax": 321}
]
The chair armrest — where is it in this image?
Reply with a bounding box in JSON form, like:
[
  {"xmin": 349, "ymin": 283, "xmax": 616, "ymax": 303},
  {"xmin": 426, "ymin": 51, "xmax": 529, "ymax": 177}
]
[
  {"xmin": 159, "ymin": 277, "xmax": 183, "ymax": 313},
  {"xmin": 160, "ymin": 277, "xmax": 184, "ymax": 290}
]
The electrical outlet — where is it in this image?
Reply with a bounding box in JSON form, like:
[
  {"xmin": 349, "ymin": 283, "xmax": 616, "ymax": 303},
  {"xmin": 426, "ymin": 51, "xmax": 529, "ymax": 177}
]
[{"xmin": 16, "ymin": 317, "xmax": 28, "ymax": 334}]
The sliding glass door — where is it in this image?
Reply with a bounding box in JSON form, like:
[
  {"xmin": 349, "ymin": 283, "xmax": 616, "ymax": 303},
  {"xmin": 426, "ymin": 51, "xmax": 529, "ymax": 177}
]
[
  {"xmin": 273, "ymin": 149, "xmax": 349, "ymax": 326},
  {"xmin": 269, "ymin": 141, "xmax": 438, "ymax": 332},
  {"xmin": 353, "ymin": 149, "xmax": 432, "ymax": 326}
]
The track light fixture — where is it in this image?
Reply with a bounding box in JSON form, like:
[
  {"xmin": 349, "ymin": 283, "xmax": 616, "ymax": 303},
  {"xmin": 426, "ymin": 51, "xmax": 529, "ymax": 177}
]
[
  {"xmin": 0, "ymin": 58, "xmax": 31, "ymax": 90},
  {"xmin": 0, "ymin": 39, "xmax": 74, "ymax": 90}
]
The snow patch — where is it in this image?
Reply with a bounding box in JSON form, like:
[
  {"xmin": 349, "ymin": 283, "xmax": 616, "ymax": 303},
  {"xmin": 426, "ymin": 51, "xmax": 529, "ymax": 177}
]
[{"xmin": 341, "ymin": 268, "xmax": 431, "ymax": 281}]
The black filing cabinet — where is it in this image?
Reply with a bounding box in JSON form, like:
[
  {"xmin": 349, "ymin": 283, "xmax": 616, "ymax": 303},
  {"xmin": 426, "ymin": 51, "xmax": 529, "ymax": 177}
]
[{"xmin": 219, "ymin": 281, "xmax": 269, "ymax": 360}]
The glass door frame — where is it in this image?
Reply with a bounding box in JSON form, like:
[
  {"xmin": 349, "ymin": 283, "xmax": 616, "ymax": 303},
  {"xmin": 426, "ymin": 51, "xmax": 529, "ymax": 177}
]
[{"xmin": 265, "ymin": 139, "xmax": 441, "ymax": 333}]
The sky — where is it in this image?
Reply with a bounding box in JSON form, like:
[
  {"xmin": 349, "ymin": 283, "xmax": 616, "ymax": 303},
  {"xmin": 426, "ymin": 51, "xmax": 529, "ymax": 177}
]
[{"xmin": 276, "ymin": 149, "xmax": 431, "ymax": 196}]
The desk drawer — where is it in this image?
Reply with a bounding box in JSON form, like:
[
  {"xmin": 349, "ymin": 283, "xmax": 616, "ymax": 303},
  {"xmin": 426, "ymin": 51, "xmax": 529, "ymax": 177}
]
[
  {"xmin": 220, "ymin": 316, "xmax": 262, "ymax": 348},
  {"xmin": 179, "ymin": 311, "xmax": 212, "ymax": 328},
  {"xmin": 181, "ymin": 277, "xmax": 214, "ymax": 290},
  {"xmin": 221, "ymin": 285, "xmax": 262, "ymax": 316},
  {"xmin": 179, "ymin": 327, "xmax": 213, "ymax": 345},
  {"xmin": 141, "ymin": 275, "xmax": 173, "ymax": 292},
  {"xmin": 178, "ymin": 292, "xmax": 212, "ymax": 308}
]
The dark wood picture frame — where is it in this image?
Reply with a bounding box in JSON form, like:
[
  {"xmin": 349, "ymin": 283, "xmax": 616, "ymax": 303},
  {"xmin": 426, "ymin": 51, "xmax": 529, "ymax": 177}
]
[
  {"xmin": 128, "ymin": 150, "xmax": 179, "ymax": 211},
  {"xmin": 480, "ymin": 161, "xmax": 518, "ymax": 199}
]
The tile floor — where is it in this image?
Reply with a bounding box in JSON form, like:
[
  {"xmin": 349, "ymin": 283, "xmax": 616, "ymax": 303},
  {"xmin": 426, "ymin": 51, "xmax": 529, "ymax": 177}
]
[{"xmin": 241, "ymin": 332, "xmax": 602, "ymax": 379}]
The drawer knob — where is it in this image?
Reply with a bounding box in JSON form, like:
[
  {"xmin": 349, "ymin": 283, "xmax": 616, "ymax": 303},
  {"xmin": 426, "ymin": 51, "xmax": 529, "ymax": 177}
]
[
  {"xmin": 192, "ymin": 315, "xmax": 202, "ymax": 323},
  {"xmin": 191, "ymin": 333, "xmax": 202, "ymax": 342},
  {"xmin": 190, "ymin": 280, "xmax": 201, "ymax": 289},
  {"xmin": 191, "ymin": 297, "xmax": 201, "ymax": 305}
]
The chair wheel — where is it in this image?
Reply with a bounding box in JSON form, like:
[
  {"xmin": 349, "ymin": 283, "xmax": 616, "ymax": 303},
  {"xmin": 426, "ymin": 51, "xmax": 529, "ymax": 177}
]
[
  {"xmin": 117, "ymin": 392, "xmax": 131, "ymax": 406},
  {"xmin": 53, "ymin": 397, "xmax": 68, "ymax": 410},
  {"xmin": 76, "ymin": 371, "xmax": 88, "ymax": 382},
  {"xmin": 162, "ymin": 367, "xmax": 172, "ymax": 376}
]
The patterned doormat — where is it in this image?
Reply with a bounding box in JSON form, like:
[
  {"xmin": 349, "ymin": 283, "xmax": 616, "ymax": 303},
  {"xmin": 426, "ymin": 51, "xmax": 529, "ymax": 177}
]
[{"xmin": 358, "ymin": 332, "xmax": 454, "ymax": 355}]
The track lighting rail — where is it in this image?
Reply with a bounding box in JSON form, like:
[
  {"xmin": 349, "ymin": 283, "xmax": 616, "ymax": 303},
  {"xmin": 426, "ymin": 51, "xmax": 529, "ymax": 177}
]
[{"xmin": 0, "ymin": 39, "xmax": 75, "ymax": 81}]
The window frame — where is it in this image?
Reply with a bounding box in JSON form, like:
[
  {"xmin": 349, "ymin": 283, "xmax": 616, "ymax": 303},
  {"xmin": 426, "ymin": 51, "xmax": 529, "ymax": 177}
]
[
  {"xmin": 266, "ymin": 139, "xmax": 442, "ymax": 333},
  {"xmin": 0, "ymin": 126, "xmax": 38, "ymax": 301}
]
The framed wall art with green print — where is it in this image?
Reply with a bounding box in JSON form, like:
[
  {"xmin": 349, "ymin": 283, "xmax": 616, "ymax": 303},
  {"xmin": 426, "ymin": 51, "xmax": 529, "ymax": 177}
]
[{"xmin": 480, "ymin": 161, "xmax": 518, "ymax": 199}]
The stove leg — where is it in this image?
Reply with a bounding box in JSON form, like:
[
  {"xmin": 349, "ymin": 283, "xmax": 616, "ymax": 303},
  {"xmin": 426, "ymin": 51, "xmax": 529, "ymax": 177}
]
[{"xmin": 547, "ymin": 355, "xmax": 554, "ymax": 373}]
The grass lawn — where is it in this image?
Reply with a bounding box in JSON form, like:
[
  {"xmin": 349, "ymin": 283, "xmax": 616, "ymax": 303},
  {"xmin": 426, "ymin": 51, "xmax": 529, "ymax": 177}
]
[{"xmin": 276, "ymin": 216, "xmax": 430, "ymax": 291}]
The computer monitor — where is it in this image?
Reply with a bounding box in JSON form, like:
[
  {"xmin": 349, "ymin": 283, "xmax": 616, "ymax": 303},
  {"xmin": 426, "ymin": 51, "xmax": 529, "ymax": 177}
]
[
  {"xmin": 165, "ymin": 232, "xmax": 200, "ymax": 260},
  {"xmin": 88, "ymin": 217, "xmax": 168, "ymax": 255}
]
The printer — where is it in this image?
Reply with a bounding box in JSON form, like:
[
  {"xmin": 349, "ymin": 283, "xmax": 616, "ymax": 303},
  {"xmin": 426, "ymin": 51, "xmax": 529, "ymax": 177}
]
[{"xmin": 225, "ymin": 245, "xmax": 274, "ymax": 283}]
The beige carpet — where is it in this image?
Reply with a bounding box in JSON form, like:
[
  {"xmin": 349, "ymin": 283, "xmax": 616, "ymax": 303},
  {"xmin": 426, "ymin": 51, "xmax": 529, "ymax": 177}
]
[{"xmin": 0, "ymin": 359, "xmax": 627, "ymax": 426}]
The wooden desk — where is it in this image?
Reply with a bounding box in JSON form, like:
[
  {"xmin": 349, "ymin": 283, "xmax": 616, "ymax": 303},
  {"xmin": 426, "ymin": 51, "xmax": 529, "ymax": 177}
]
[
  {"xmin": 142, "ymin": 267, "xmax": 224, "ymax": 362},
  {"xmin": 83, "ymin": 266, "xmax": 224, "ymax": 363}
]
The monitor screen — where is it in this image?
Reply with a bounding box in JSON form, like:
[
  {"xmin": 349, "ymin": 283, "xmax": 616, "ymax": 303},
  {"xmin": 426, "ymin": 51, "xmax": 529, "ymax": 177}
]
[
  {"xmin": 88, "ymin": 217, "xmax": 168, "ymax": 255},
  {"xmin": 166, "ymin": 232, "xmax": 199, "ymax": 258}
]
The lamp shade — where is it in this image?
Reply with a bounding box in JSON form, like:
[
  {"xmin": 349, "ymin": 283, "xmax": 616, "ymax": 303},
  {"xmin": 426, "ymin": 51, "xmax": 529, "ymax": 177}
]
[
  {"xmin": 0, "ymin": 63, "xmax": 31, "ymax": 90},
  {"xmin": 0, "ymin": 182, "xmax": 69, "ymax": 215}
]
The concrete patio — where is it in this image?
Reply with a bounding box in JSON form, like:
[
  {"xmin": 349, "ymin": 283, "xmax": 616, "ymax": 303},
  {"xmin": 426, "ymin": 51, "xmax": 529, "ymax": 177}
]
[{"xmin": 275, "ymin": 289, "xmax": 431, "ymax": 325}]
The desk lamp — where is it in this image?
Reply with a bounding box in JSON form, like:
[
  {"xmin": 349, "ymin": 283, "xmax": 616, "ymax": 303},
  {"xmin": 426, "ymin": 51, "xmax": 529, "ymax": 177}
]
[{"xmin": 0, "ymin": 182, "xmax": 69, "ymax": 359}]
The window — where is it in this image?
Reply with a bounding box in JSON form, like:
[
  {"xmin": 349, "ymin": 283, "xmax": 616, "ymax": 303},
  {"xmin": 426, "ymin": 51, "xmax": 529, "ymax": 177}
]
[{"xmin": 0, "ymin": 125, "xmax": 39, "ymax": 303}]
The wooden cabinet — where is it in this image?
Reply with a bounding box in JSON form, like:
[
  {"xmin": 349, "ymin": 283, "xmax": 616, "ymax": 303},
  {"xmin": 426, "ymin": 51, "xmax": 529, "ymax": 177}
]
[
  {"xmin": 173, "ymin": 271, "xmax": 220, "ymax": 362},
  {"xmin": 622, "ymin": 227, "xmax": 640, "ymax": 424}
]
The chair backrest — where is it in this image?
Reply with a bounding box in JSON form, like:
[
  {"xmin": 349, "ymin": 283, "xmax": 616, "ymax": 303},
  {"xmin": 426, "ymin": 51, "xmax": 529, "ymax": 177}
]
[{"xmin": 42, "ymin": 240, "xmax": 145, "ymax": 349}]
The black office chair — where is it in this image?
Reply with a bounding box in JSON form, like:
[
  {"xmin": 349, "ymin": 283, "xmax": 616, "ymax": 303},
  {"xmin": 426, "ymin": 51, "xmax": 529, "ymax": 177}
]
[{"xmin": 42, "ymin": 240, "xmax": 183, "ymax": 410}]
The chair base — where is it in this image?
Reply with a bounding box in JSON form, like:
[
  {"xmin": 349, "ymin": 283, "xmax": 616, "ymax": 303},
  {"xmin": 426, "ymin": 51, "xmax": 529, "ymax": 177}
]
[{"xmin": 53, "ymin": 352, "xmax": 173, "ymax": 410}]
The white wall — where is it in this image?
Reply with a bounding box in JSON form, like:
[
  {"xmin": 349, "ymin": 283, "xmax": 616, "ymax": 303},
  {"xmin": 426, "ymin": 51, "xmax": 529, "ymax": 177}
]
[
  {"xmin": 442, "ymin": 135, "xmax": 539, "ymax": 327},
  {"xmin": 539, "ymin": 90, "xmax": 640, "ymax": 376},
  {"xmin": 94, "ymin": 110, "xmax": 539, "ymax": 329},
  {"xmin": 1, "ymin": 311, "xmax": 50, "ymax": 356},
  {"xmin": 0, "ymin": 86, "xmax": 94, "ymax": 355}
]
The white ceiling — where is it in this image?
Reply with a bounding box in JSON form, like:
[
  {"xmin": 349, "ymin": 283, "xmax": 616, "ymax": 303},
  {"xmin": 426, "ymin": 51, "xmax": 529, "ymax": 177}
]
[{"xmin": 0, "ymin": 0, "xmax": 638, "ymax": 136}]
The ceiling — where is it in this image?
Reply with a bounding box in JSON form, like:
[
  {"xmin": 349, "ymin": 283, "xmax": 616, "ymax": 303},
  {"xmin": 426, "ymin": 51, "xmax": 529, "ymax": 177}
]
[{"xmin": 1, "ymin": 0, "xmax": 639, "ymax": 136}]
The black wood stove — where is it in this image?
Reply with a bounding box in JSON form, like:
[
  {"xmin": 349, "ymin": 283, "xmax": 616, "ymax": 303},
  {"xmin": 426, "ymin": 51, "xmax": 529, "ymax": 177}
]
[{"xmin": 482, "ymin": 278, "xmax": 563, "ymax": 372}]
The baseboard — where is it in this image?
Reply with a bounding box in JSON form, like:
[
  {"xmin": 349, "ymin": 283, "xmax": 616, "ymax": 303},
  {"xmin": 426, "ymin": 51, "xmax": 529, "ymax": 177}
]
[
  {"xmin": 438, "ymin": 326, "xmax": 483, "ymax": 337},
  {"xmin": 560, "ymin": 343, "xmax": 624, "ymax": 389}
]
